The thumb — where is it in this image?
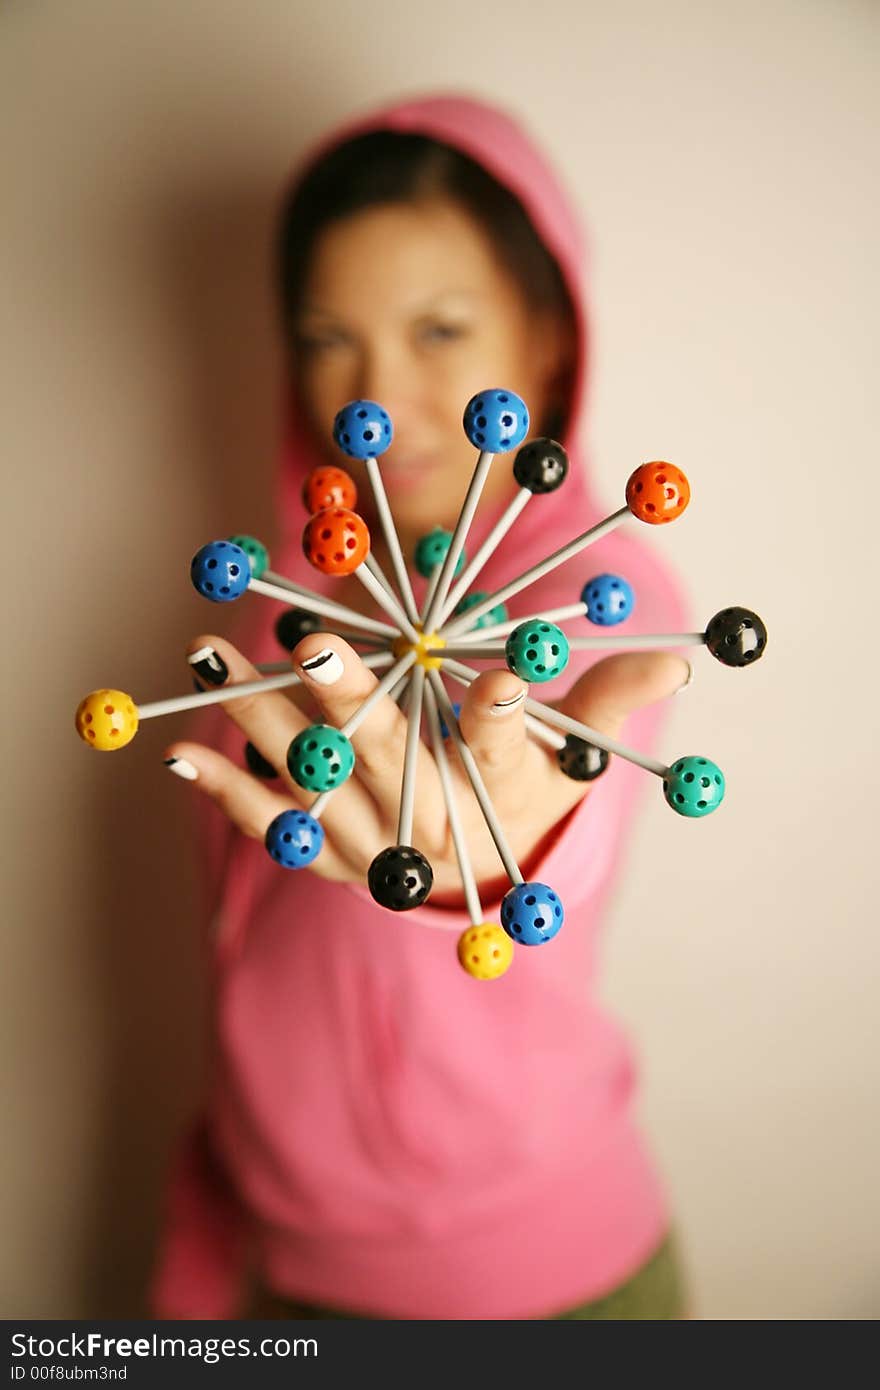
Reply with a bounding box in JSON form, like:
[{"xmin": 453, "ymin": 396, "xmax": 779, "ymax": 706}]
[{"xmin": 555, "ymin": 651, "xmax": 691, "ymax": 742}]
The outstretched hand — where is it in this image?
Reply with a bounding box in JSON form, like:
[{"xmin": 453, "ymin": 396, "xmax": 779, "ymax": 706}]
[{"xmin": 165, "ymin": 634, "xmax": 690, "ymax": 907}]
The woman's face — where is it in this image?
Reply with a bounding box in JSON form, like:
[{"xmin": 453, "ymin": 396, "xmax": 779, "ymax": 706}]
[{"xmin": 291, "ymin": 196, "xmax": 571, "ymax": 540}]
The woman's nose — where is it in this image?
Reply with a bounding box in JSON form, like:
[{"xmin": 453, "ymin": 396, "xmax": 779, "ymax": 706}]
[{"xmin": 353, "ymin": 346, "xmax": 424, "ymax": 429}]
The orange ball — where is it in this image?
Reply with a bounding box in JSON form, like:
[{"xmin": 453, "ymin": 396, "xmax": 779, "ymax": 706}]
[
  {"xmin": 302, "ymin": 466, "xmax": 358, "ymax": 514},
  {"xmin": 302, "ymin": 507, "xmax": 370, "ymax": 575},
  {"xmin": 625, "ymin": 461, "xmax": 690, "ymax": 524}
]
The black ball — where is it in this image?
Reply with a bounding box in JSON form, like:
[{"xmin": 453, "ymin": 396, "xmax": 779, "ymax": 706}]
[
  {"xmin": 367, "ymin": 845, "xmax": 434, "ymax": 911},
  {"xmin": 245, "ymin": 740, "xmax": 278, "ymax": 780},
  {"xmin": 556, "ymin": 734, "xmax": 609, "ymax": 782},
  {"xmin": 275, "ymin": 608, "xmax": 323, "ymax": 652},
  {"xmin": 705, "ymin": 607, "xmax": 768, "ymax": 667},
  {"xmin": 512, "ymin": 438, "xmax": 569, "ymax": 494}
]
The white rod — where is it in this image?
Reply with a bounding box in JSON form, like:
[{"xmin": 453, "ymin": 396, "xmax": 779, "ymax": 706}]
[
  {"xmin": 440, "ymin": 660, "xmax": 567, "ymax": 752},
  {"xmin": 364, "ymin": 456, "xmax": 421, "ymax": 626},
  {"xmin": 355, "ymin": 564, "xmax": 422, "ymax": 644},
  {"xmin": 340, "ymin": 650, "xmax": 418, "ymax": 738},
  {"xmin": 438, "ymin": 506, "xmax": 631, "ymax": 640},
  {"xmin": 452, "ymin": 602, "xmax": 587, "ymax": 643},
  {"xmin": 139, "ymin": 651, "xmax": 394, "ymax": 720},
  {"xmin": 524, "ymin": 713, "xmax": 567, "ymax": 751},
  {"xmin": 427, "ymin": 670, "xmax": 523, "ymax": 887},
  {"xmin": 364, "ymin": 553, "xmax": 407, "ymax": 608},
  {"xmin": 397, "ymin": 664, "xmax": 426, "ymax": 845},
  {"xmin": 422, "ymin": 450, "xmax": 495, "ymax": 632},
  {"xmin": 420, "ymin": 562, "xmax": 443, "ymax": 628},
  {"xmin": 439, "ymin": 655, "xmax": 666, "ymax": 776},
  {"xmin": 436, "ymin": 486, "xmax": 532, "ymax": 627},
  {"xmin": 253, "ymin": 574, "xmax": 398, "ymax": 639},
  {"xmin": 430, "ymin": 632, "xmax": 707, "ymax": 659},
  {"xmin": 423, "ymin": 681, "xmax": 483, "ymax": 926}
]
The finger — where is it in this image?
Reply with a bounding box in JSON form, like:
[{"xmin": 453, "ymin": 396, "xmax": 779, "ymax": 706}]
[
  {"xmin": 184, "ymin": 633, "xmax": 377, "ymax": 823},
  {"xmin": 291, "ymin": 633, "xmax": 445, "ymax": 831},
  {"xmin": 162, "ymin": 739, "xmax": 352, "ymax": 882},
  {"xmin": 456, "ymin": 668, "xmax": 532, "ymax": 802},
  {"xmin": 556, "ymin": 651, "xmax": 691, "ymax": 740}
]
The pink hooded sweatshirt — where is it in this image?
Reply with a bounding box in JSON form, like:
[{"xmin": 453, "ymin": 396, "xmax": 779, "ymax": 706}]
[{"xmin": 148, "ymin": 92, "xmax": 690, "ymax": 1320}]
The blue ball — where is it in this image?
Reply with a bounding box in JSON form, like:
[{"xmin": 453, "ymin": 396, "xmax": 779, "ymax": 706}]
[
  {"xmin": 190, "ymin": 541, "xmax": 250, "ymax": 602},
  {"xmin": 463, "ymin": 389, "xmax": 529, "ymax": 453},
  {"xmin": 581, "ymin": 573, "xmax": 635, "ymax": 626},
  {"xmin": 265, "ymin": 809, "xmax": 325, "ymax": 868},
  {"xmin": 500, "ymin": 882, "xmax": 564, "ymax": 946},
  {"xmin": 333, "ymin": 400, "xmax": 393, "ymax": 460},
  {"xmin": 439, "ymin": 701, "xmax": 462, "ymax": 739}
]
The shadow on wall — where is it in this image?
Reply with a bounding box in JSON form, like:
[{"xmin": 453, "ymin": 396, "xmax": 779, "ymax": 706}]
[{"xmin": 78, "ymin": 175, "xmax": 286, "ymax": 1316}]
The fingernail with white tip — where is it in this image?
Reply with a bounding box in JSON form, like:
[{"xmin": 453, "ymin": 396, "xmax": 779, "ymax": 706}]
[
  {"xmin": 298, "ymin": 648, "xmax": 345, "ymax": 686},
  {"xmin": 164, "ymin": 756, "xmax": 199, "ymax": 781},
  {"xmin": 489, "ymin": 690, "xmax": 526, "ymax": 716},
  {"xmin": 188, "ymin": 646, "xmax": 228, "ymax": 687}
]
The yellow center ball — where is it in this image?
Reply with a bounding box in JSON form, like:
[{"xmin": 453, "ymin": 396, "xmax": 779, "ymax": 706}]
[
  {"xmin": 457, "ymin": 923, "xmax": 514, "ymax": 980},
  {"xmin": 391, "ymin": 626, "xmax": 446, "ymax": 671},
  {"xmin": 75, "ymin": 689, "xmax": 139, "ymax": 750}
]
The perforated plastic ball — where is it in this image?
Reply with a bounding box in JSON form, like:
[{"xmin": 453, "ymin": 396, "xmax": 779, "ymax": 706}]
[
  {"xmin": 557, "ymin": 735, "xmax": 609, "ymax": 782},
  {"xmin": 414, "ymin": 528, "xmax": 466, "ymax": 579},
  {"xmin": 227, "ymin": 534, "xmax": 269, "ymax": 580},
  {"xmin": 302, "ymin": 466, "xmax": 357, "ymax": 514},
  {"xmin": 191, "ymin": 540, "xmax": 251, "ymax": 601},
  {"xmin": 453, "ymin": 592, "xmax": 508, "ymax": 629},
  {"xmin": 705, "ymin": 607, "xmax": 768, "ymax": 667},
  {"xmin": 245, "ymin": 741, "xmax": 278, "ymax": 780},
  {"xmin": 333, "ymin": 400, "xmax": 393, "ymax": 460},
  {"xmin": 463, "ymin": 389, "xmax": 529, "ymax": 452},
  {"xmin": 457, "ymin": 923, "xmax": 514, "ymax": 980},
  {"xmin": 265, "ymin": 808, "xmax": 324, "ymax": 868},
  {"xmin": 274, "ymin": 608, "xmax": 323, "ymax": 652},
  {"xmin": 75, "ymin": 689, "xmax": 139, "ymax": 750},
  {"xmin": 581, "ymin": 574, "xmax": 634, "ymax": 626},
  {"xmin": 505, "ymin": 621, "xmax": 570, "ymax": 682},
  {"xmin": 286, "ymin": 724, "xmax": 355, "ymax": 792},
  {"xmin": 368, "ymin": 845, "xmax": 433, "ymax": 911},
  {"xmin": 664, "ymin": 756, "xmax": 725, "ymax": 817},
  {"xmin": 625, "ymin": 462, "xmax": 690, "ymax": 524},
  {"xmin": 303, "ymin": 507, "xmax": 370, "ymax": 576},
  {"xmin": 500, "ymin": 882, "xmax": 564, "ymax": 946},
  {"xmin": 512, "ymin": 437, "xmax": 569, "ymax": 493}
]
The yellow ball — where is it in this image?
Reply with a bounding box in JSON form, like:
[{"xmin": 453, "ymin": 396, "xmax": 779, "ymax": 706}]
[
  {"xmin": 457, "ymin": 923, "xmax": 514, "ymax": 981},
  {"xmin": 75, "ymin": 689, "xmax": 139, "ymax": 750}
]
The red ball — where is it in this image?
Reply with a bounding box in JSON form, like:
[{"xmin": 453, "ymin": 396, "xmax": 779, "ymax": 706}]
[
  {"xmin": 302, "ymin": 465, "xmax": 358, "ymax": 514},
  {"xmin": 303, "ymin": 507, "xmax": 370, "ymax": 575},
  {"xmin": 625, "ymin": 461, "xmax": 690, "ymax": 524}
]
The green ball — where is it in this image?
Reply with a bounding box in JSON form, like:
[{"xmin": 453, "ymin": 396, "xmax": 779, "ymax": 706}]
[
  {"xmin": 504, "ymin": 621, "xmax": 570, "ymax": 682},
  {"xmin": 453, "ymin": 592, "xmax": 508, "ymax": 630},
  {"xmin": 664, "ymin": 756, "xmax": 725, "ymax": 817},
  {"xmin": 227, "ymin": 534, "xmax": 269, "ymax": 580},
  {"xmin": 286, "ymin": 724, "xmax": 355, "ymax": 792},
  {"xmin": 414, "ymin": 527, "xmax": 466, "ymax": 579}
]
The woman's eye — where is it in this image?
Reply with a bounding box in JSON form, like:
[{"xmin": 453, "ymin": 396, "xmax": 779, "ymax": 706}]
[
  {"xmin": 295, "ymin": 330, "xmax": 349, "ymax": 352},
  {"xmin": 419, "ymin": 322, "xmax": 467, "ymax": 344}
]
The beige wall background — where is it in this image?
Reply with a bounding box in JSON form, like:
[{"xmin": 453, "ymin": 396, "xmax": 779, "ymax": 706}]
[{"xmin": 2, "ymin": 0, "xmax": 877, "ymax": 1319}]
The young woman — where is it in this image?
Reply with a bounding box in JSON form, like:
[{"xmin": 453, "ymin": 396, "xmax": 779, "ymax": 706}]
[{"xmin": 150, "ymin": 92, "xmax": 693, "ymax": 1320}]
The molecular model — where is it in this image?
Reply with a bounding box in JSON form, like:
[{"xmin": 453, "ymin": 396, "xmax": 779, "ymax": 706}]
[{"xmin": 75, "ymin": 389, "xmax": 767, "ymax": 981}]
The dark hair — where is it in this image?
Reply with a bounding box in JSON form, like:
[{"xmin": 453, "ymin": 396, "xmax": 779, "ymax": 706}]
[{"xmin": 276, "ymin": 131, "xmax": 575, "ymax": 435}]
